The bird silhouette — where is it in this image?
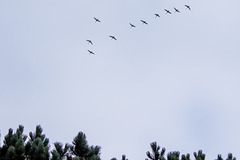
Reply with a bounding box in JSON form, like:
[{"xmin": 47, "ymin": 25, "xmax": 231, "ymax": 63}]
[
  {"xmin": 86, "ymin": 40, "xmax": 93, "ymax": 45},
  {"xmin": 174, "ymin": 7, "xmax": 180, "ymax": 13},
  {"xmin": 94, "ymin": 17, "xmax": 101, "ymax": 22},
  {"xmin": 109, "ymin": 35, "xmax": 117, "ymax": 40},
  {"xmin": 88, "ymin": 50, "xmax": 94, "ymax": 55},
  {"xmin": 164, "ymin": 9, "xmax": 172, "ymax": 14},
  {"xmin": 140, "ymin": 20, "xmax": 148, "ymax": 25},
  {"xmin": 185, "ymin": 5, "xmax": 191, "ymax": 10},
  {"xmin": 129, "ymin": 23, "xmax": 136, "ymax": 28},
  {"xmin": 86, "ymin": 4, "xmax": 191, "ymax": 56},
  {"xmin": 155, "ymin": 13, "xmax": 160, "ymax": 18}
]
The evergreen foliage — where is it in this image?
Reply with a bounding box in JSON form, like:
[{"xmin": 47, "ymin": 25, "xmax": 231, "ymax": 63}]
[
  {"xmin": 0, "ymin": 125, "xmax": 239, "ymax": 160},
  {"xmin": 25, "ymin": 125, "xmax": 50, "ymax": 160},
  {"xmin": 226, "ymin": 153, "xmax": 236, "ymax": 160},
  {"xmin": 0, "ymin": 125, "xmax": 27, "ymax": 160},
  {"xmin": 146, "ymin": 142, "xmax": 166, "ymax": 160},
  {"xmin": 167, "ymin": 151, "xmax": 180, "ymax": 160},
  {"xmin": 111, "ymin": 154, "xmax": 128, "ymax": 160},
  {"xmin": 217, "ymin": 155, "xmax": 224, "ymax": 160},
  {"xmin": 51, "ymin": 142, "xmax": 70, "ymax": 160},
  {"xmin": 68, "ymin": 131, "xmax": 101, "ymax": 160},
  {"xmin": 193, "ymin": 150, "xmax": 205, "ymax": 160},
  {"xmin": 181, "ymin": 154, "xmax": 190, "ymax": 160}
]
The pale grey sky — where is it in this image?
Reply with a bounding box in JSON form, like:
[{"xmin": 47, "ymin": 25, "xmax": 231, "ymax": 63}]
[{"xmin": 1, "ymin": 0, "xmax": 240, "ymax": 159}]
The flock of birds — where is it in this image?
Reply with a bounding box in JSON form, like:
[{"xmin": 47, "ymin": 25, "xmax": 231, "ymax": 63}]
[{"xmin": 86, "ymin": 5, "xmax": 191, "ymax": 55}]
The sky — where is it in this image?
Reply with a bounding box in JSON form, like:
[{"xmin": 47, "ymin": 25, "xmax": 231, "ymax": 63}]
[{"xmin": 0, "ymin": 0, "xmax": 240, "ymax": 159}]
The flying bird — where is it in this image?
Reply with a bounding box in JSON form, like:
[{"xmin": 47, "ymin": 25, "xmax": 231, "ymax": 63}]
[
  {"xmin": 94, "ymin": 17, "xmax": 101, "ymax": 22},
  {"xmin": 129, "ymin": 23, "xmax": 136, "ymax": 28},
  {"xmin": 109, "ymin": 35, "xmax": 117, "ymax": 40},
  {"xmin": 164, "ymin": 9, "xmax": 172, "ymax": 14},
  {"xmin": 155, "ymin": 13, "xmax": 160, "ymax": 18},
  {"xmin": 185, "ymin": 5, "xmax": 191, "ymax": 10},
  {"xmin": 140, "ymin": 20, "xmax": 148, "ymax": 25},
  {"xmin": 86, "ymin": 40, "xmax": 93, "ymax": 45},
  {"xmin": 174, "ymin": 7, "xmax": 180, "ymax": 13},
  {"xmin": 88, "ymin": 50, "xmax": 94, "ymax": 55}
]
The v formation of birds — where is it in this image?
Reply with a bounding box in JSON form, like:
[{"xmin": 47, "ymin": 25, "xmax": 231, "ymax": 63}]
[{"xmin": 87, "ymin": 5, "xmax": 191, "ymax": 55}]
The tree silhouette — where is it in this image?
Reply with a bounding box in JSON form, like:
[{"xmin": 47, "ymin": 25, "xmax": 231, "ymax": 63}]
[
  {"xmin": 193, "ymin": 150, "xmax": 205, "ymax": 160},
  {"xmin": 51, "ymin": 142, "xmax": 70, "ymax": 160},
  {"xmin": 111, "ymin": 154, "xmax": 128, "ymax": 160},
  {"xmin": 217, "ymin": 154, "xmax": 223, "ymax": 160},
  {"xmin": 181, "ymin": 154, "xmax": 190, "ymax": 160},
  {"xmin": 69, "ymin": 131, "xmax": 101, "ymax": 160},
  {"xmin": 226, "ymin": 153, "xmax": 236, "ymax": 160},
  {"xmin": 146, "ymin": 142, "xmax": 166, "ymax": 160},
  {"xmin": 0, "ymin": 125, "xmax": 27, "ymax": 160},
  {"xmin": 1, "ymin": 125, "xmax": 240, "ymax": 160},
  {"xmin": 25, "ymin": 125, "xmax": 50, "ymax": 160},
  {"xmin": 167, "ymin": 151, "xmax": 180, "ymax": 160},
  {"xmin": 122, "ymin": 155, "xmax": 128, "ymax": 160}
]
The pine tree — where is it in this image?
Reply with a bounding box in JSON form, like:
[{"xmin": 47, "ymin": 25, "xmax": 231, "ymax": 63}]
[
  {"xmin": 226, "ymin": 153, "xmax": 236, "ymax": 160},
  {"xmin": 1, "ymin": 125, "xmax": 240, "ymax": 160},
  {"xmin": 167, "ymin": 151, "xmax": 180, "ymax": 160},
  {"xmin": 146, "ymin": 142, "xmax": 166, "ymax": 160},
  {"xmin": 0, "ymin": 125, "xmax": 27, "ymax": 160},
  {"xmin": 181, "ymin": 154, "xmax": 190, "ymax": 160},
  {"xmin": 193, "ymin": 150, "xmax": 205, "ymax": 160},
  {"xmin": 217, "ymin": 154, "xmax": 223, "ymax": 160},
  {"xmin": 69, "ymin": 131, "xmax": 101, "ymax": 160},
  {"xmin": 122, "ymin": 155, "xmax": 128, "ymax": 160},
  {"xmin": 25, "ymin": 125, "xmax": 50, "ymax": 160},
  {"xmin": 51, "ymin": 142, "xmax": 70, "ymax": 160},
  {"xmin": 111, "ymin": 154, "xmax": 128, "ymax": 160}
]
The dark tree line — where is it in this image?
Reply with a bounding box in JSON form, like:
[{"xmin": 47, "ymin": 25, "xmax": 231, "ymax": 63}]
[
  {"xmin": 143, "ymin": 142, "xmax": 236, "ymax": 160},
  {"xmin": 0, "ymin": 125, "xmax": 100, "ymax": 160},
  {"xmin": 0, "ymin": 125, "xmax": 237, "ymax": 160}
]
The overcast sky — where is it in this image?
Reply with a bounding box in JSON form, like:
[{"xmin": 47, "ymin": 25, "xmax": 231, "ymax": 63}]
[{"xmin": 1, "ymin": 0, "xmax": 240, "ymax": 159}]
